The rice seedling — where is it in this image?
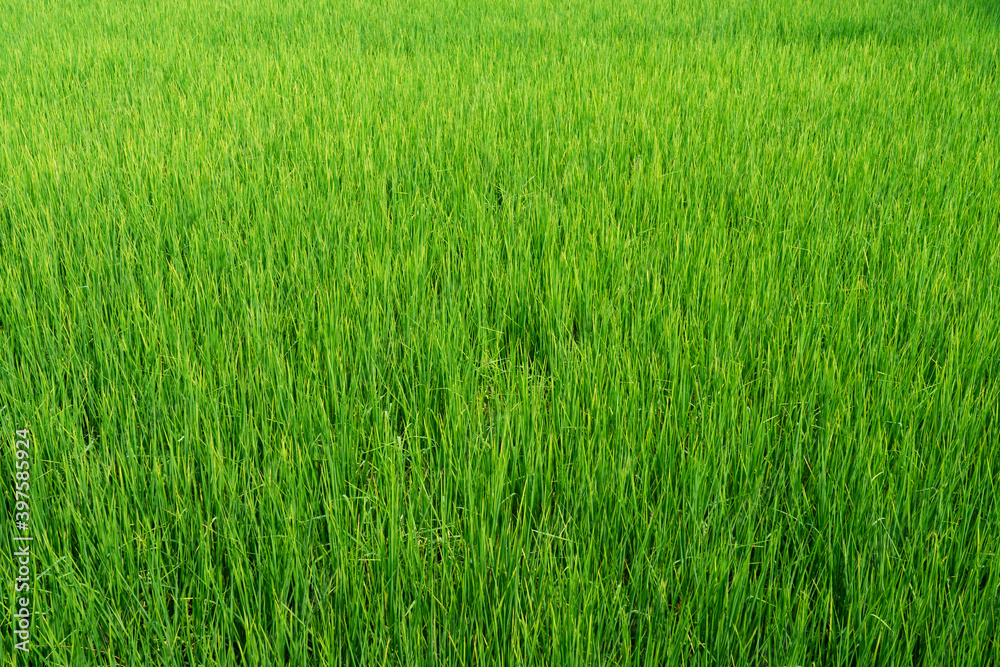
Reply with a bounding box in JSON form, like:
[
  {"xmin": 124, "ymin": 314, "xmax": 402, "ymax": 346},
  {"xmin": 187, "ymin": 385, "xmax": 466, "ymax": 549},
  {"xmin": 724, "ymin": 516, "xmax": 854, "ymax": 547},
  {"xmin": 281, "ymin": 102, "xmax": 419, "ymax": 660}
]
[{"xmin": 0, "ymin": 0, "xmax": 998, "ymax": 664}]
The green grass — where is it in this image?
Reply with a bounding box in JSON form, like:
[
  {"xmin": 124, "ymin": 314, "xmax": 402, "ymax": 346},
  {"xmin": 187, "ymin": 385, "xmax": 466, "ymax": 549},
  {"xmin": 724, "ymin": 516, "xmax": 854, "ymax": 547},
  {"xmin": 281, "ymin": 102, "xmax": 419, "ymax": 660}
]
[{"xmin": 1, "ymin": 0, "xmax": 998, "ymax": 664}]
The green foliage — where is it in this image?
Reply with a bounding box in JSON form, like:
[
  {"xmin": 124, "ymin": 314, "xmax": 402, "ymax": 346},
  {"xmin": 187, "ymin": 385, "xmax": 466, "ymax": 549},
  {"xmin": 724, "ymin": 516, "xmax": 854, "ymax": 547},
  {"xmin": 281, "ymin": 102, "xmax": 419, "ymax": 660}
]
[{"xmin": 0, "ymin": 0, "xmax": 998, "ymax": 664}]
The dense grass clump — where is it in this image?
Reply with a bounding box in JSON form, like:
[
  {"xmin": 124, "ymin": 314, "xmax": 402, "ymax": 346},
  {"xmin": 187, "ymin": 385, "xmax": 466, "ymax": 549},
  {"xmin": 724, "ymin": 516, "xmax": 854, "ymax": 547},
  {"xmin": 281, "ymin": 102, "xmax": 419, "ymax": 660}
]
[{"xmin": 1, "ymin": 0, "xmax": 998, "ymax": 664}]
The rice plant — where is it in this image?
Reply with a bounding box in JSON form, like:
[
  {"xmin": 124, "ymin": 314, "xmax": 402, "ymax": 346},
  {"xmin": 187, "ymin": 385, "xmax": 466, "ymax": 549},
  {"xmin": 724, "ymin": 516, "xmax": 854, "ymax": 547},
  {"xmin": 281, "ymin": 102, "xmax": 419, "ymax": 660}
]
[{"xmin": 1, "ymin": 0, "xmax": 998, "ymax": 664}]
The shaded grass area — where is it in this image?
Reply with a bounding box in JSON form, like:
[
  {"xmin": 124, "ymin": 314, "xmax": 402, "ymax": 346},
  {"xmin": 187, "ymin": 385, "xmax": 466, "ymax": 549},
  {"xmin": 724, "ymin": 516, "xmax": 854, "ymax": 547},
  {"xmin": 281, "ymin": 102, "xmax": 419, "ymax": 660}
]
[
  {"xmin": 980, "ymin": 0, "xmax": 1000, "ymax": 23},
  {"xmin": 0, "ymin": 0, "xmax": 998, "ymax": 664}
]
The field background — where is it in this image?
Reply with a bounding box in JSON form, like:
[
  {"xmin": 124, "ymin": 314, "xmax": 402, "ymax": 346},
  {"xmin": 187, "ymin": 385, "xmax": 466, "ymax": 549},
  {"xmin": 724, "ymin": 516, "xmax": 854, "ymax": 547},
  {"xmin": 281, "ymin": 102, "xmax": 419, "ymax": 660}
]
[{"xmin": 1, "ymin": 0, "xmax": 999, "ymax": 664}]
